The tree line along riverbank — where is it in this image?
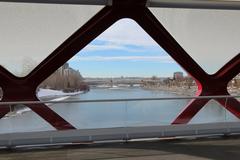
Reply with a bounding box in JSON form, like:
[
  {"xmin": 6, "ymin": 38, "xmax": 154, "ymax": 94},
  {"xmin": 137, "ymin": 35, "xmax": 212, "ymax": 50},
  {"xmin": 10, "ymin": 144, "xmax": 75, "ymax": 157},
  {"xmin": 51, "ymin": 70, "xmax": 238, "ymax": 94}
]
[
  {"xmin": 39, "ymin": 63, "xmax": 89, "ymax": 92},
  {"xmin": 141, "ymin": 76, "xmax": 240, "ymax": 96}
]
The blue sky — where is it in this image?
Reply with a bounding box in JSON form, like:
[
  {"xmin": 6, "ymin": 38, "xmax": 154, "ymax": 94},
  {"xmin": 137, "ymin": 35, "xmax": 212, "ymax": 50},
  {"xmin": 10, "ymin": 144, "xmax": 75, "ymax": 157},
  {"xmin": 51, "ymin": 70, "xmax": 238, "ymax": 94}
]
[{"xmin": 69, "ymin": 19, "xmax": 185, "ymax": 78}]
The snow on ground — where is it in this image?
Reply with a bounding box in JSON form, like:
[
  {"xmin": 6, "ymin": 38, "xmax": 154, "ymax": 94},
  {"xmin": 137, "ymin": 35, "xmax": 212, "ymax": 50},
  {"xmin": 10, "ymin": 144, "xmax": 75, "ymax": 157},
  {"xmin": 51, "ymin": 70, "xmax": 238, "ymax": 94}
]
[
  {"xmin": 4, "ymin": 89, "xmax": 84, "ymax": 117},
  {"xmin": 37, "ymin": 88, "xmax": 83, "ymax": 98}
]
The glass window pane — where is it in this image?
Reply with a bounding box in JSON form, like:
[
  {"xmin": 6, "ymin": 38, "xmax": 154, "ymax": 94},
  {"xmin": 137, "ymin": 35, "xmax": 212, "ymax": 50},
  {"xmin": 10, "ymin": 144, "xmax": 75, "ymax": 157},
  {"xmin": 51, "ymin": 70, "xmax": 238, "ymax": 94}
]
[
  {"xmin": 0, "ymin": 106, "xmax": 55, "ymax": 134},
  {"xmin": 150, "ymin": 7, "xmax": 240, "ymax": 74},
  {"xmin": 0, "ymin": 2, "xmax": 103, "ymax": 77},
  {"xmin": 189, "ymin": 100, "xmax": 240, "ymax": 124}
]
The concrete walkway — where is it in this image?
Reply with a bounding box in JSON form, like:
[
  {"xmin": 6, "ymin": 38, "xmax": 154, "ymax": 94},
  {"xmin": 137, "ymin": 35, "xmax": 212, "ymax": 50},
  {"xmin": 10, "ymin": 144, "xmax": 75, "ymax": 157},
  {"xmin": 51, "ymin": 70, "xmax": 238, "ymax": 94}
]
[{"xmin": 0, "ymin": 136, "xmax": 240, "ymax": 160}]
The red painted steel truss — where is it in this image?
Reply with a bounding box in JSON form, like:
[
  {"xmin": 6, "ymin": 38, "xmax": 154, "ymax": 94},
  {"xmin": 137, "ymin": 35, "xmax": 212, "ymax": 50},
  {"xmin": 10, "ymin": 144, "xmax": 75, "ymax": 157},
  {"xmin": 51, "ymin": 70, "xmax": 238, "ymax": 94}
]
[{"xmin": 0, "ymin": 0, "xmax": 239, "ymax": 130}]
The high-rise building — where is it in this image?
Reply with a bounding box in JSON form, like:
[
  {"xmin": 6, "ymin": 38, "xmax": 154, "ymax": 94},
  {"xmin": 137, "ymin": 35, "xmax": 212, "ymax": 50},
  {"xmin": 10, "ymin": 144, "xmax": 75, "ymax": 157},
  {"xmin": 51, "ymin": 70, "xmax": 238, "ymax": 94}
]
[{"xmin": 173, "ymin": 72, "xmax": 184, "ymax": 80}]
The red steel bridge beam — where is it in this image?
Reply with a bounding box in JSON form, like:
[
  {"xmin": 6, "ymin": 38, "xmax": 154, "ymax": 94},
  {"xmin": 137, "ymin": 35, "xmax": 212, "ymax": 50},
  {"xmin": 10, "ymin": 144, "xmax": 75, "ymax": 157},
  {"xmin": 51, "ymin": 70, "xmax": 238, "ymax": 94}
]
[
  {"xmin": 0, "ymin": 77, "xmax": 76, "ymax": 130},
  {"xmin": 135, "ymin": 8, "xmax": 240, "ymax": 124},
  {"xmin": 0, "ymin": 6, "xmax": 117, "ymax": 130},
  {"xmin": 0, "ymin": 0, "xmax": 239, "ymax": 129},
  {"xmin": 0, "ymin": 0, "xmax": 148, "ymax": 130},
  {"xmin": 170, "ymin": 54, "xmax": 240, "ymax": 124}
]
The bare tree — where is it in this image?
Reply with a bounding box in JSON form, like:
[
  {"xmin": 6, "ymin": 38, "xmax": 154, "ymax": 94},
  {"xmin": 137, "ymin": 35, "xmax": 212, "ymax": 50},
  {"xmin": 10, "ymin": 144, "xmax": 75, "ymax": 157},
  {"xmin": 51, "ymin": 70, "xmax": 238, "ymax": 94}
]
[{"xmin": 40, "ymin": 63, "xmax": 88, "ymax": 92}]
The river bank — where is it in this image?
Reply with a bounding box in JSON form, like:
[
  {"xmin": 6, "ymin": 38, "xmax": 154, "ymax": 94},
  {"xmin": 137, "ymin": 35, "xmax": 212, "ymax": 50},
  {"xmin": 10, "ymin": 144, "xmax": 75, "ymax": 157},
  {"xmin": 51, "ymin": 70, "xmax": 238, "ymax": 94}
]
[
  {"xmin": 142, "ymin": 85, "xmax": 198, "ymax": 96},
  {"xmin": 143, "ymin": 85, "xmax": 240, "ymax": 97},
  {"xmin": 37, "ymin": 88, "xmax": 84, "ymax": 100}
]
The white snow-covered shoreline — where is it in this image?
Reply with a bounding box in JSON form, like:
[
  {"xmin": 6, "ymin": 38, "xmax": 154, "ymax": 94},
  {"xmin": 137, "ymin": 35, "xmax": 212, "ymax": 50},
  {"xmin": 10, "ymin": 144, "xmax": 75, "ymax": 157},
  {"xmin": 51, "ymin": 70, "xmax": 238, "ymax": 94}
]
[
  {"xmin": 5, "ymin": 89, "xmax": 84, "ymax": 117},
  {"xmin": 37, "ymin": 88, "xmax": 84, "ymax": 98}
]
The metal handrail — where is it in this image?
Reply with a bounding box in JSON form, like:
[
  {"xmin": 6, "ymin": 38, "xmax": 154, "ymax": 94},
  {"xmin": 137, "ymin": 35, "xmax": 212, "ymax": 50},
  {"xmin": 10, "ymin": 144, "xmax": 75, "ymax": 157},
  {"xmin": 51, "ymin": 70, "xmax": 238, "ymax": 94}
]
[
  {"xmin": 149, "ymin": 0, "xmax": 240, "ymax": 10},
  {"xmin": 1, "ymin": 0, "xmax": 240, "ymax": 10},
  {"xmin": 0, "ymin": 95, "xmax": 239, "ymax": 105},
  {"xmin": 0, "ymin": 0, "xmax": 112, "ymax": 5}
]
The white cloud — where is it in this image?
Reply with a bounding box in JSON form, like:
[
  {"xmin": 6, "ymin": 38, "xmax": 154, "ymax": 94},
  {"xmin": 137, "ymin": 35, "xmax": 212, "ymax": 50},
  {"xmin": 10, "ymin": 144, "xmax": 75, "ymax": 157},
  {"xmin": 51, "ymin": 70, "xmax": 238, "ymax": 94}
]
[
  {"xmin": 97, "ymin": 19, "xmax": 156, "ymax": 47},
  {"xmin": 83, "ymin": 43, "xmax": 147, "ymax": 52},
  {"xmin": 70, "ymin": 55, "xmax": 174, "ymax": 63},
  {"xmin": 83, "ymin": 19, "xmax": 161, "ymax": 52}
]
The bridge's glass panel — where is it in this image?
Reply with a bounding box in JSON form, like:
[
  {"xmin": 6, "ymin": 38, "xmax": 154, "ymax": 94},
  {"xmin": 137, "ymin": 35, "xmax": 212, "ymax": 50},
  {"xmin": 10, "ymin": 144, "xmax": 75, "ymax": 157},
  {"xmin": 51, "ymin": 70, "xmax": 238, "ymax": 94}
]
[
  {"xmin": 0, "ymin": 105, "xmax": 55, "ymax": 134},
  {"xmin": 126, "ymin": 100, "xmax": 187, "ymax": 126},
  {"xmin": 189, "ymin": 100, "xmax": 240, "ymax": 124},
  {"xmin": 0, "ymin": 2, "xmax": 103, "ymax": 77},
  {"xmin": 49, "ymin": 102, "xmax": 126, "ymax": 129},
  {"xmin": 46, "ymin": 100, "xmax": 189, "ymax": 129},
  {"xmin": 149, "ymin": 8, "xmax": 240, "ymax": 74}
]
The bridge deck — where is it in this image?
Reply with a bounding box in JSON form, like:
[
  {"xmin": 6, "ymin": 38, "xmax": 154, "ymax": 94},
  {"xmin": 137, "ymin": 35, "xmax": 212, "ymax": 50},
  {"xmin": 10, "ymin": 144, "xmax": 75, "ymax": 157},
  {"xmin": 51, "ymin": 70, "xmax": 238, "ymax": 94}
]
[{"xmin": 1, "ymin": 136, "xmax": 240, "ymax": 160}]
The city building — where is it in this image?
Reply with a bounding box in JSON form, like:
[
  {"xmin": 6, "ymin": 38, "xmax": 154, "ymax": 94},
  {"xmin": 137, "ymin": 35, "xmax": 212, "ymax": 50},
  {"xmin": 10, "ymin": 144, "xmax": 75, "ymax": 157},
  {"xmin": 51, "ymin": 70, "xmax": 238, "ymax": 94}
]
[{"xmin": 173, "ymin": 72, "xmax": 184, "ymax": 80}]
